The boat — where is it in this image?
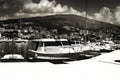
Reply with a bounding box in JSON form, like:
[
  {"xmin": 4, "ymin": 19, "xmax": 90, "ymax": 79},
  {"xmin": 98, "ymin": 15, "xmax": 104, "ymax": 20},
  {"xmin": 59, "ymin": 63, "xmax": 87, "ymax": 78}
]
[
  {"xmin": 81, "ymin": 42, "xmax": 101, "ymax": 57},
  {"xmin": 0, "ymin": 38, "xmax": 29, "ymax": 61},
  {"xmin": 113, "ymin": 40, "xmax": 120, "ymax": 49},
  {"xmin": 0, "ymin": 54, "xmax": 24, "ymax": 62},
  {"xmin": 100, "ymin": 40, "xmax": 115, "ymax": 52},
  {"xmin": 70, "ymin": 40, "xmax": 101, "ymax": 58},
  {"xmin": 70, "ymin": 41, "xmax": 83, "ymax": 52},
  {"xmin": 28, "ymin": 39, "xmax": 81, "ymax": 61}
]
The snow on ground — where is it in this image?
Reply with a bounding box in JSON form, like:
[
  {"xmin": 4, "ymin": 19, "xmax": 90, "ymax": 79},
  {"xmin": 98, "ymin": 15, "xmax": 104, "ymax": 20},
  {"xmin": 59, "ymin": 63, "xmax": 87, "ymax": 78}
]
[{"xmin": 0, "ymin": 50, "xmax": 120, "ymax": 80}]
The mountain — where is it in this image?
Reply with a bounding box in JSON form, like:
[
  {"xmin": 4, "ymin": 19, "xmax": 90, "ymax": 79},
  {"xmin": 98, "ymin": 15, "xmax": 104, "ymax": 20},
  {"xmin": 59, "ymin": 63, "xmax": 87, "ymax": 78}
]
[
  {"xmin": 1, "ymin": 14, "xmax": 120, "ymax": 31},
  {"xmin": 0, "ymin": 14, "xmax": 120, "ymax": 39}
]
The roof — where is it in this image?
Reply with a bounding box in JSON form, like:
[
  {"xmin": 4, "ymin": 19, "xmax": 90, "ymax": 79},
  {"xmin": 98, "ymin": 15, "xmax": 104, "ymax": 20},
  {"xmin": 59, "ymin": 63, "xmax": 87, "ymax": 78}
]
[
  {"xmin": 15, "ymin": 39, "xmax": 28, "ymax": 42},
  {"xmin": 32, "ymin": 38, "xmax": 56, "ymax": 42},
  {"xmin": 55, "ymin": 39, "xmax": 68, "ymax": 41},
  {"xmin": 0, "ymin": 39, "xmax": 28, "ymax": 42},
  {"xmin": 33, "ymin": 39, "xmax": 68, "ymax": 42}
]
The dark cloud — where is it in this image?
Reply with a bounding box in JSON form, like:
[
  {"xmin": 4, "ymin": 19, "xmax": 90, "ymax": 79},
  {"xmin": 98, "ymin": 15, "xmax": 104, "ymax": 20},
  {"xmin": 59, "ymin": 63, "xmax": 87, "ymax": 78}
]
[
  {"xmin": 0, "ymin": 0, "xmax": 30, "ymax": 17},
  {"xmin": 0, "ymin": 0, "xmax": 120, "ymax": 26},
  {"xmin": 0, "ymin": 0, "xmax": 20, "ymax": 13},
  {"xmin": 32, "ymin": 0, "xmax": 41, "ymax": 3}
]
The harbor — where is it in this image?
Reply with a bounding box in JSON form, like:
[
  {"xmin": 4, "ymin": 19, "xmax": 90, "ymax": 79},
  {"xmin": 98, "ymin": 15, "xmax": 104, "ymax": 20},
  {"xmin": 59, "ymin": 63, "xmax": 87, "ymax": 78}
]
[
  {"xmin": 0, "ymin": 38, "xmax": 118, "ymax": 63},
  {"xmin": 1, "ymin": 0, "xmax": 120, "ymax": 80}
]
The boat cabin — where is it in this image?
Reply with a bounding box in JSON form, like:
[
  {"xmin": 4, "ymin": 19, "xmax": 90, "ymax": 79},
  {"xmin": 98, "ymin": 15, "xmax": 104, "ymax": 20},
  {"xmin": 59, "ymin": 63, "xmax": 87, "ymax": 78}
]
[{"xmin": 31, "ymin": 39, "xmax": 75, "ymax": 54}]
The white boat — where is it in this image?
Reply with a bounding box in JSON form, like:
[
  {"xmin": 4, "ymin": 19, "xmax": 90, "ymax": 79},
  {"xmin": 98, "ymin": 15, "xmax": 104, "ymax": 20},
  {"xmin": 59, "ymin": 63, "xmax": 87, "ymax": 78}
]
[
  {"xmin": 79, "ymin": 42, "xmax": 101, "ymax": 57},
  {"xmin": 100, "ymin": 40, "xmax": 115, "ymax": 52},
  {"xmin": 28, "ymin": 39, "xmax": 81, "ymax": 61},
  {"xmin": 1, "ymin": 54, "xmax": 24, "ymax": 60},
  {"xmin": 70, "ymin": 41, "xmax": 83, "ymax": 52}
]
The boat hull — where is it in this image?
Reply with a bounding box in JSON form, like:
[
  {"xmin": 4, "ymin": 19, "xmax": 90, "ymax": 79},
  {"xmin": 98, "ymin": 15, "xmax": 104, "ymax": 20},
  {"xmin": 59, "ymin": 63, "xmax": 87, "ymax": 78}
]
[
  {"xmin": 28, "ymin": 51, "xmax": 81, "ymax": 61},
  {"xmin": 82, "ymin": 50, "xmax": 101, "ymax": 57},
  {"xmin": 100, "ymin": 49, "xmax": 114, "ymax": 53}
]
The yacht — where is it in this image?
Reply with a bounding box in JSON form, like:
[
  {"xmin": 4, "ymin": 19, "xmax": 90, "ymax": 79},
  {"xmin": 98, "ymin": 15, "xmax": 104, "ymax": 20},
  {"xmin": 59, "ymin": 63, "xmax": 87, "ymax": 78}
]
[{"xmin": 28, "ymin": 39, "xmax": 81, "ymax": 61}]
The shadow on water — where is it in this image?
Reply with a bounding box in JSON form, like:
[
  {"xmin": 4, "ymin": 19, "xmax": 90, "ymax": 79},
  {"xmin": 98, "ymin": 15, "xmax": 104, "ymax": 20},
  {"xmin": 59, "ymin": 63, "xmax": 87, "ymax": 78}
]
[
  {"xmin": 0, "ymin": 59, "xmax": 25, "ymax": 62},
  {"xmin": 26, "ymin": 58, "xmax": 49, "ymax": 63},
  {"xmin": 50, "ymin": 60, "xmax": 69, "ymax": 64},
  {"xmin": 50, "ymin": 55, "xmax": 92, "ymax": 64},
  {"xmin": 77, "ymin": 55, "xmax": 91, "ymax": 60},
  {"xmin": 114, "ymin": 60, "xmax": 120, "ymax": 63},
  {"xmin": 26, "ymin": 58, "xmax": 69, "ymax": 64}
]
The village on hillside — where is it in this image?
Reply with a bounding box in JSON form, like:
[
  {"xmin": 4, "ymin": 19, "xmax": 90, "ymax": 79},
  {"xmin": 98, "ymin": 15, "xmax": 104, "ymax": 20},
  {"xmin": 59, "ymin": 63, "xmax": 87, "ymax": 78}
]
[{"xmin": 0, "ymin": 22, "xmax": 119, "ymax": 42}]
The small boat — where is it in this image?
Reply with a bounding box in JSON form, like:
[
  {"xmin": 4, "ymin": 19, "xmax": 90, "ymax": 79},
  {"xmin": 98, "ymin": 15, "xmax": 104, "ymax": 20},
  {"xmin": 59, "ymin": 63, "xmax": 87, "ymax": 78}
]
[
  {"xmin": 0, "ymin": 38, "xmax": 28, "ymax": 61},
  {"xmin": 100, "ymin": 40, "xmax": 115, "ymax": 52},
  {"xmin": 70, "ymin": 41, "xmax": 83, "ymax": 52},
  {"xmin": 70, "ymin": 41, "xmax": 101, "ymax": 58},
  {"xmin": 0, "ymin": 54, "xmax": 24, "ymax": 62},
  {"xmin": 28, "ymin": 39, "xmax": 81, "ymax": 61},
  {"xmin": 81, "ymin": 42, "xmax": 101, "ymax": 57},
  {"xmin": 112, "ymin": 41, "xmax": 120, "ymax": 49}
]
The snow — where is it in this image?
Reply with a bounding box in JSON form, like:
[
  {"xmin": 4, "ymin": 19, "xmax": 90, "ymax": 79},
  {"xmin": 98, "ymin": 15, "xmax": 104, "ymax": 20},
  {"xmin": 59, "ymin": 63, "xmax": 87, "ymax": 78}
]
[{"xmin": 0, "ymin": 50, "xmax": 120, "ymax": 80}]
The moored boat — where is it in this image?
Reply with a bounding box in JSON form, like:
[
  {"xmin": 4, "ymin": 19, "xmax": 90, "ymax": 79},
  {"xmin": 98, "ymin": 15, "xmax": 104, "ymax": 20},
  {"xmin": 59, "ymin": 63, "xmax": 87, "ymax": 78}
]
[
  {"xmin": 28, "ymin": 39, "xmax": 81, "ymax": 61},
  {"xmin": 100, "ymin": 40, "xmax": 115, "ymax": 52},
  {"xmin": 81, "ymin": 42, "xmax": 101, "ymax": 57},
  {"xmin": 0, "ymin": 38, "xmax": 29, "ymax": 61},
  {"xmin": 70, "ymin": 41, "xmax": 83, "ymax": 52}
]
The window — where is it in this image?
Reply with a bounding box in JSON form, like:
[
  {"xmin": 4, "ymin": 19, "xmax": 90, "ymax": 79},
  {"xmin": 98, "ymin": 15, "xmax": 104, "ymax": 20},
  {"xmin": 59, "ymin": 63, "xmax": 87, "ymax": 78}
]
[
  {"xmin": 44, "ymin": 42, "xmax": 57, "ymax": 46},
  {"xmin": 76, "ymin": 42, "xmax": 80, "ymax": 44},
  {"xmin": 62, "ymin": 41, "xmax": 70, "ymax": 46},
  {"xmin": 56, "ymin": 41, "xmax": 62, "ymax": 46},
  {"xmin": 56, "ymin": 41, "xmax": 70, "ymax": 46},
  {"xmin": 32, "ymin": 42, "xmax": 39, "ymax": 50}
]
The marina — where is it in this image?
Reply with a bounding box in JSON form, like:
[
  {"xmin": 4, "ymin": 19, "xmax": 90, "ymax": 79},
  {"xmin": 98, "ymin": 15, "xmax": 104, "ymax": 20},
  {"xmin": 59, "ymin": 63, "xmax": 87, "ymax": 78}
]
[
  {"xmin": 0, "ymin": 38, "xmax": 118, "ymax": 62},
  {"xmin": 0, "ymin": 0, "xmax": 120, "ymax": 80}
]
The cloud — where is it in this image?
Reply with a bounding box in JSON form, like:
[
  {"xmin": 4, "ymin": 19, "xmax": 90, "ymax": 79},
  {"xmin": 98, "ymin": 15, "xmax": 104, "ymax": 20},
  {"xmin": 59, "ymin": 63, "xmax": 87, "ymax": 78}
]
[
  {"xmin": 93, "ymin": 7, "xmax": 113, "ymax": 23},
  {"xmin": 114, "ymin": 6, "xmax": 120, "ymax": 25},
  {"xmin": 0, "ymin": 0, "xmax": 95, "ymax": 20},
  {"xmin": 0, "ymin": 0, "xmax": 119, "ymax": 26},
  {"xmin": 0, "ymin": 0, "xmax": 29, "ymax": 20},
  {"xmin": 15, "ymin": 0, "xmax": 86, "ymax": 17},
  {"xmin": 0, "ymin": 0, "xmax": 25, "ymax": 12}
]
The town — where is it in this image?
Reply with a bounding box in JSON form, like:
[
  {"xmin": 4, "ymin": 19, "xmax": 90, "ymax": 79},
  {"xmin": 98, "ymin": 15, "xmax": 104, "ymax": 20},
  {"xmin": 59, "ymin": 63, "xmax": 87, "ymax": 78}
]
[{"xmin": 0, "ymin": 22, "xmax": 119, "ymax": 42}]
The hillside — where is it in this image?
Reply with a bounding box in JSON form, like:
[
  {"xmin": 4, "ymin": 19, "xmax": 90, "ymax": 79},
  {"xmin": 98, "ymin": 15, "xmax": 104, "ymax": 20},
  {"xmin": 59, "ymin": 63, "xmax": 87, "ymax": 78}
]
[
  {"xmin": 1, "ymin": 14, "xmax": 120, "ymax": 32},
  {"xmin": 0, "ymin": 14, "xmax": 120, "ymax": 39}
]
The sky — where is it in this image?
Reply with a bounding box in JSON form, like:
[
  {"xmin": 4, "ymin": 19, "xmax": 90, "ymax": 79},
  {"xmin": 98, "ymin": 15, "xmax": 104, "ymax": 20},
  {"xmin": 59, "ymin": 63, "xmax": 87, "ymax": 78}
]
[{"xmin": 0, "ymin": 0, "xmax": 120, "ymax": 25}]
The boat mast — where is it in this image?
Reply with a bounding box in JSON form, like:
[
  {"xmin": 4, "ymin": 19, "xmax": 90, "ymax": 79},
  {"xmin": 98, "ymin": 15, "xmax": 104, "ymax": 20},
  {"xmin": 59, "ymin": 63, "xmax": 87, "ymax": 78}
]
[
  {"xmin": 19, "ymin": 10, "xmax": 22, "ymax": 30},
  {"xmin": 85, "ymin": 0, "xmax": 88, "ymax": 42}
]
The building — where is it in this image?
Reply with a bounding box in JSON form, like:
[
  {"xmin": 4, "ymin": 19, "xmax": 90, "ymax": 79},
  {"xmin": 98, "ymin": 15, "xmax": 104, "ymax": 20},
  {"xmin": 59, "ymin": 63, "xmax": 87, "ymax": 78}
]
[
  {"xmin": 80, "ymin": 30, "xmax": 89, "ymax": 35},
  {"xmin": 0, "ymin": 28, "xmax": 5, "ymax": 38}
]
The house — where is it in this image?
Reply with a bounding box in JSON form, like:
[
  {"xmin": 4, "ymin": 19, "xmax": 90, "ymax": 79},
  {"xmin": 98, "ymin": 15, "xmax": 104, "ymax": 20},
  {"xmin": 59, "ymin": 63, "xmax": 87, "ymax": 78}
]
[
  {"xmin": 80, "ymin": 30, "xmax": 89, "ymax": 35},
  {"xmin": 0, "ymin": 28, "xmax": 5, "ymax": 38}
]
